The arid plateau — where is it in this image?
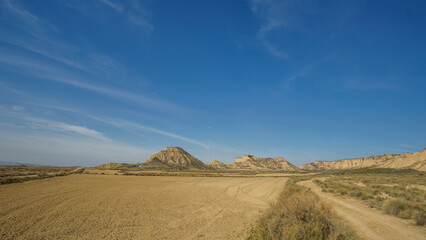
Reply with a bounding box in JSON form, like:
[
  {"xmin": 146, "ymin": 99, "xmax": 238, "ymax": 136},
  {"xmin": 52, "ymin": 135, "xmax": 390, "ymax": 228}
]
[{"xmin": 1, "ymin": 147, "xmax": 425, "ymax": 240}]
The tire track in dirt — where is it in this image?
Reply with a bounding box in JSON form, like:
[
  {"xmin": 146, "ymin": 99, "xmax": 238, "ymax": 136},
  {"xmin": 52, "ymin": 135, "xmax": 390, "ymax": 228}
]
[
  {"xmin": 0, "ymin": 175, "xmax": 287, "ymax": 240},
  {"xmin": 0, "ymin": 185, "xmax": 95, "ymax": 217},
  {"xmin": 298, "ymin": 179, "xmax": 426, "ymax": 240},
  {"xmin": 166, "ymin": 184, "xmax": 233, "ymax": 228},
  {"xmin": 189, "ymin": 186, "xmax": 242, "ymax": 239},
  {"xmin": 188, "ymin": 178, "xmax": 284, "ymax": 239},
  {"xmin": 168, "ymin": 179, "xmax": 269, "ymax": 229}
]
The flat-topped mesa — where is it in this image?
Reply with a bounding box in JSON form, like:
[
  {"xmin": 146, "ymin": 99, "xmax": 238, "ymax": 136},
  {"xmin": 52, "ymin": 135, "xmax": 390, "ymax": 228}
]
[
  {"xmin": 235, "ymin": 155, "xmax": 299, "ymax": 171},
  {"xmin": 235, "ymin": 155, "xmax": 255, "ymax": 163},
  {"xmin": 145, "ymin": 146, "xmax": 210, "ymax": 170},
  {"xmin": 300, "ymin": 148, "xmax": 426, "ymax": 171},
  {"xmin": 210, "ymin": 155, "xmax": 299, "ymax": 171}
]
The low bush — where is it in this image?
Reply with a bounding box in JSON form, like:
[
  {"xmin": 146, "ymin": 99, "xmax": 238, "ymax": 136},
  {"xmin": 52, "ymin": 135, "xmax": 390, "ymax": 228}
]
[
  {"xmin": 247, "ymin": 183, "xmax": 357, "ymax": 240},
  {"xmin": 383, "ymin": 199, "xmax": 405, "ymax": 216},
  {"xmin": 413, "ymin": 212, "xmax": 426, "ymax": 226}
]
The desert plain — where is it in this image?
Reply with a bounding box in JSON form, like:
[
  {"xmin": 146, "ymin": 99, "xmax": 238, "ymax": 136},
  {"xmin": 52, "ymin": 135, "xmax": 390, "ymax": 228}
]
[{"xmin": 0, "ymin": 174, "xmax": 286, "ymax": 240}]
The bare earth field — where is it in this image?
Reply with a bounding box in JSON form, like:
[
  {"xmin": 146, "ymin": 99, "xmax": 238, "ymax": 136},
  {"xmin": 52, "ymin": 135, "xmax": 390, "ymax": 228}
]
[
  {"xmin": 0, "ymin": 174, "xmax": 287, "ymax": 239},
  {"xmin": 299, "ymin": 179, "xmax": 426, "ymax": 240}
]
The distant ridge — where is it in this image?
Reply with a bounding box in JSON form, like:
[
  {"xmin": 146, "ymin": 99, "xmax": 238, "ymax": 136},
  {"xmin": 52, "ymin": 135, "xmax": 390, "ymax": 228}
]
[
  {"xmin": 209, "ymin": 155, "xmax": 299, "ymax": 171},
  {"xmin": 0, "ymin": 161, "xmax": 50, "ymax": 166},
  {"xmin": 97, "ymin": 162, "xmax": 128, "ymax": 169},
  {"xmin": 300, "ymin": 148, "xmax": 426, "ymax": 171}
]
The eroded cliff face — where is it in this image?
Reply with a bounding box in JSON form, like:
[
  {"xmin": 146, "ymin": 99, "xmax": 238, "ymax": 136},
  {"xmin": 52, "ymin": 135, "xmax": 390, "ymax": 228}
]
[
  {"xmin": 209, "ymin": 155, "xmax": 299, "ymax": 171},
  {"xmin": 300, "ymin": 148, "xmax": 426, "ymax": 171}
]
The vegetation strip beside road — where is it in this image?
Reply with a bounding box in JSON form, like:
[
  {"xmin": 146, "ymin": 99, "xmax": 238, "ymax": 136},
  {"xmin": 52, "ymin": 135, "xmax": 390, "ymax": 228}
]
[
  {"xmin": 312, "ymin": 169, "xmax": 426, "ymax": 226},
  {"xmin": 247, "ymin": 177, "xmax": 358, "ymax": 240},
  {"xmin": 299, "ymin": 179, "xmax": 426, "ymax": 240}
]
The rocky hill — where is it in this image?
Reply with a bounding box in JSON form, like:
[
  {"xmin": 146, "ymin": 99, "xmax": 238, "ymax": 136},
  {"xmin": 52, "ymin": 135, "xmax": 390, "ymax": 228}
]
[
  {"xmin": 145, "ymin": 147, "xmax": 211, "ymax": 170},
  {"xmin": 209, "ymin": 155, "xmax": 299, "ymax": 171},
  {"xmin": 300, "ymin": 148, "xmax": 426, "ymax": 171},
  {"xmin": 96, "ymin": 162, "xmax": 128, "ymax": 169},
  {"xmin": 96, "ymin": 147, "xmax": 210, "ymax": 170},
  {"xmin": 209, "ymin": 159, "xmax": 228, "ymax": 168}
]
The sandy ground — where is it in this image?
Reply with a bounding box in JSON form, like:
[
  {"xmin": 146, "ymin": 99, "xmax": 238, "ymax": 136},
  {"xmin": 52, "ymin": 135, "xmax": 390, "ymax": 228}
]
[
  {"xmin": 299, "ymin": 180, "xmax": 426, "ymax": 240},
  {"xmin": 0, "ymin": 174, "xmax": 286, "ymax": 240}
]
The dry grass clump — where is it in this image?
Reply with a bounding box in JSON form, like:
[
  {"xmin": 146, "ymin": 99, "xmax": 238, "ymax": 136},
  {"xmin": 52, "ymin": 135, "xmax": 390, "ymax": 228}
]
[
  {"xmin": 382, "ymin": 199, "xmax": 426, "ymax": 225},
  {"xmin": 413, "ymin": 212, "xmax": 426, "ymax": 225},
  {"xmin": 248, "ymin": 182, "xmax": 357, "ymax": 240}
]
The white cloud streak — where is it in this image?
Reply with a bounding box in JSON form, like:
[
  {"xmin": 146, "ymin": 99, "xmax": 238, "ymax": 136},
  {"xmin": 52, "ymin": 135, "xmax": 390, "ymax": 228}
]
[
  {"xmin": 249, "ymin": 0, "xmax": 313, "ymax": 59},
  {"xmin": 0, "ymin": 0, "xmax": 147, "ymax": 83},
  {"xmin": 100, "ymin": 0, "xmax": 123, "ymax": 12},
  {"xmin": 27, "ymin": 118, "xmax": 110, "ymax": 141},
  {"xmin": 128, "ymin": 14, "xmax": 154, "ymax": 29},
  {"xmin": 282, "ymin": 64, "xmax": 315, "ymax": 90},
  {"xmin": 0, "ymin": 130, "xmax": 152, "ymax": 166},
  {"xmin": 0, "ymin": 1, "xmax": 176, "ymax": 112},
  {"xmin": 89, "ymin": 116, "xmax": 211, "ymax": 150},
  {"xmin": 0, "ymin": 106, "xmax": 109, "ymax": 141},
  {"xmin": 0, "ymin": 106, "xmax": 154, "ymax": 166},
  {"xmin": 0, "ymin": 48, "xmax": 185, "ymax": 113}
]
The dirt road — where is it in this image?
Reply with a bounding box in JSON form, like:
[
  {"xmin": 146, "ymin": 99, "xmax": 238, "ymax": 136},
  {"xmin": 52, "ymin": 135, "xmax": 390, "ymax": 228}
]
[
  {"xmin": 0, "ymin": 174, "xmax": 286, "ymax": 239},
  {"xmin": 299, "ymin": 180, "xmax": 426, "ymax": 240}
]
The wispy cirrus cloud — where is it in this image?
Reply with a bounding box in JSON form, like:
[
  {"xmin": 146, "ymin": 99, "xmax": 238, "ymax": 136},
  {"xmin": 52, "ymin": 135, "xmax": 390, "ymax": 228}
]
[
  {"xmin": 127, "ymin": 0, "xmax": 154, "ymax": 30},
  {"xmin": 0, "ymin": 52, "xmax": 184, "ymax": 112},
  {"xmin": 100, "ymin": 0, "xmax": 123, "ymax": 12},
  {"xmin": 0, "ymin": 91, "xmax": 245, "ymax": 164},
  {"xmin": 0, "ymin": 105, "xmax": 155, "ymax": 166},
  {"xmin": 0, "ymin": 0, "xmax": 152, "ymax": 86},
  {"xmin": 96, "ymin": 0, "xmax": 154, "ymax": 29},
  {"xmin": 28, "ymin": 118, "xmax": 110, "ymax": 141},
  {"xmin": 0, "ymin": 2, "xmax": 126, "ymax": 80},
  {"xmin": 128, "ymin": 14, "xmax": 154, "ymax": 29},
  {"xmin": 0, "ymin": 106, "xmax": 108, "ymax": 141},
  {"xmin": 88, "ymin": 116, "xmax": 211, "ymax": 150},
  {"xmin": 0, "ymin": 0, "xmax": 181, "ymax": 114},
  {"xmin": 0, "ymin": 130, "xmax": 152, "ymax": 166},
  {"xmin": 281, "ymin": 64, "xmax": 315, "ymax": 90},
  {"xmin": 249, "ymin": 0, "xmax": 315, "ymax": 59},
  {"xmin": 275, "ymin": 54, "xmax": 337, "ymax": 92}
]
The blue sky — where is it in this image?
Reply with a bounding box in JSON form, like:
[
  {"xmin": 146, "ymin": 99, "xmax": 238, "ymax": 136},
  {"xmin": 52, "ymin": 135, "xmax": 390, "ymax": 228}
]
[{"xmin": 0, "ymin": 0, "xmax": 425, "ymax": 167}]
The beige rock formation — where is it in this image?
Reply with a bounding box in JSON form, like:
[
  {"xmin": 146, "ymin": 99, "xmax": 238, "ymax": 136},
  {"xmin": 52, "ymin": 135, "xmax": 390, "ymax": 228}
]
[
  {"xmin": 146, "ymin": 147, "xmax": 210, "ymax": 169},
  {"xmin": 209, "ymin": 159, "xmax": 229, "ymax": 168},
  {"xmin": 300, "ymin": 148, "xmax": 426, "ymax": 171},
  {"xmin": 96, "ymin": 147, "xmax": 210, "ymax": 170},
  {"xmin": 209, "ymin": 155, "xmax": 299, "ymax": 171}
]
